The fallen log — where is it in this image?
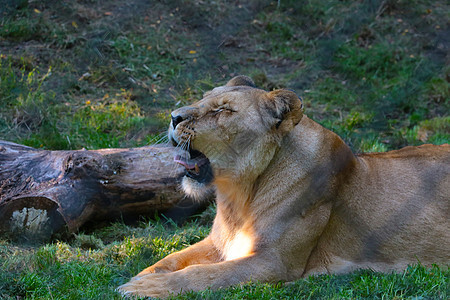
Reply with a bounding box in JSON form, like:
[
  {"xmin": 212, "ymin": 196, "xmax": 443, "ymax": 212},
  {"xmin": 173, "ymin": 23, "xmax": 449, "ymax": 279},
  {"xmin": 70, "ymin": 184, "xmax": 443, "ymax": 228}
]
[{"xmin": 0, "ymin": 140, "xmax": 204, "ymax": 243}]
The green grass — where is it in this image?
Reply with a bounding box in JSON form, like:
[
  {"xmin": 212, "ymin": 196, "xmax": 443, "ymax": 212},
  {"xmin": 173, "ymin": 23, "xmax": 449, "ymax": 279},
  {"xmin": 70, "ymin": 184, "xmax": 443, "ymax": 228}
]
[
  {"xmin": 180, "ymin": 264, "xmax": 449, "ymax": 299},
  {"xmin": 1, "ymin": 0, "xmax": 448, "ymax": 150},
  {"xmin": 0, "ymin": 0, "xmax": 449, "ymax": 298},
  {"xmin": 1, "ymin": 212, "xmax": 448, "ymax": 299}
]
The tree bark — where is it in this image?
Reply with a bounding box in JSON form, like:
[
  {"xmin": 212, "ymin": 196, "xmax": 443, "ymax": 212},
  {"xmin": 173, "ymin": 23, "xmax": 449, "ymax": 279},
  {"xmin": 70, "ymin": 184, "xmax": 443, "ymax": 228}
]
[{"xmin": 0, "ymin": 140, "xmax": 202, "ymax": 243}]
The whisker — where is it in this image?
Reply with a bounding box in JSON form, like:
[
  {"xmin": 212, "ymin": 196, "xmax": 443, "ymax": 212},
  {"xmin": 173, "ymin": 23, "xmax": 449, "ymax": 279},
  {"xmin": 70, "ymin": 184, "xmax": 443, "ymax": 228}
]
[
  {"xmin": 145, "ymin": 132, "xmax": 170, "ymax": 173},
  {"xmin": 171, "ymin": 140, "xmax": 187, "ymax": 177},
  {"xmin": 155, "ymin": 134, "xmax": 169, "ymax": 145},
  {"xmin": 148, "ymin": 132, "xmax": 169, "ymax": 146},
  {"xmin": 186, "ymin": 137, "xmax": 191, "ymax": 158},
  {"xmin": 177, "ymin": 133, "xmax": 190, "ymax": 151},
  {"xmin": 170, "ymin": 134, "xmax": 192, "ymax": 178}
]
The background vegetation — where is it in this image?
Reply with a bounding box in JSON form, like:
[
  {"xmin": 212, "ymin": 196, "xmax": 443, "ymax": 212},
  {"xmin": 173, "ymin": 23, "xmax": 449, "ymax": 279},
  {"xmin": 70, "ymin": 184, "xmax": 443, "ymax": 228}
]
[{"xmin": 0, "ymin": 0, "xmax": 448, "ymax": 298}]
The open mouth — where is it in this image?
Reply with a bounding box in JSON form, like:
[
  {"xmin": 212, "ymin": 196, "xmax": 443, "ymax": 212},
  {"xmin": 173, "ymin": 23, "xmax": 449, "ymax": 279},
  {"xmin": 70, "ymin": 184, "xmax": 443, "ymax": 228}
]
[{"xmin": 174, "ymin": 148, "xmax": 214, "ymax": 184}]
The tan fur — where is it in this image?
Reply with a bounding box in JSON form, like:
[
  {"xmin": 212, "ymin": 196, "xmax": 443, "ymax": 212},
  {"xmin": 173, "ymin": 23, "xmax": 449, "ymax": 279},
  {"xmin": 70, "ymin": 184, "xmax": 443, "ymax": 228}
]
[{"xmin": 118, "ymin": 76, "xmax": 450, "ymax": 298}]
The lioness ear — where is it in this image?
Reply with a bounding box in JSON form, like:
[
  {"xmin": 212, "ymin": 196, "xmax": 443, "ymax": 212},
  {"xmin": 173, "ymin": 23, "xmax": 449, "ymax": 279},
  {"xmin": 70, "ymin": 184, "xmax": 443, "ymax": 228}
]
[
  {"xmin": 266, "ymin": 89, "xmax": 304, "ymax": 131},
  {"xmin": 226, "ymin": 75, "xmax": 256, "ymax": 88}
]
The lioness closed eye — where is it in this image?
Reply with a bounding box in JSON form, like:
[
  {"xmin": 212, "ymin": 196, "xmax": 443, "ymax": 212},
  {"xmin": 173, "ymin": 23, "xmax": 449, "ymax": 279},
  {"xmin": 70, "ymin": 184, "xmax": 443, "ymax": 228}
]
[{"xmin": 118, "ymin": 76, "xmax": 449, "ymax": 298}]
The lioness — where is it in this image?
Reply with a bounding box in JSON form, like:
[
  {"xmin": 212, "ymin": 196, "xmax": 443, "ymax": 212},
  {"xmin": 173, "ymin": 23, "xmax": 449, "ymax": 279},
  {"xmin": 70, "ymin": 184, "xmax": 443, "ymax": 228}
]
[{"xmin": 118, "ymin": 76, "xmax": 449, "ymax": 298}]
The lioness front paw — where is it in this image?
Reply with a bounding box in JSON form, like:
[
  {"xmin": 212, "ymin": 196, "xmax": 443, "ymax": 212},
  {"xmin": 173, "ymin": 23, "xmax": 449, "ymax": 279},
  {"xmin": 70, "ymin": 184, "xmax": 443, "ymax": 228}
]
[{"xmin": 117, "ymin": 273, "xmax": 182, "ymax": 299}]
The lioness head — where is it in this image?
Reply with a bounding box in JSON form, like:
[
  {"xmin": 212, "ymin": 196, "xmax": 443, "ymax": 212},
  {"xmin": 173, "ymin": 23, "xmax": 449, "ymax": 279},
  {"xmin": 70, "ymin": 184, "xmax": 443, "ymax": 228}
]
[{"xmin": 168, "ymin": 76, "xmax": 303, "ymax": 199}]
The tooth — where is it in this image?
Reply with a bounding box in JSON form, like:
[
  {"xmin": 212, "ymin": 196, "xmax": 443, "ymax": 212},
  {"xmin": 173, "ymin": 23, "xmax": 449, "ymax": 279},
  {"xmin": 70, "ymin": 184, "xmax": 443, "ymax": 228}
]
[{"xmin": 195, "ymin": 163, "xmax": 200, "ymax": 173}]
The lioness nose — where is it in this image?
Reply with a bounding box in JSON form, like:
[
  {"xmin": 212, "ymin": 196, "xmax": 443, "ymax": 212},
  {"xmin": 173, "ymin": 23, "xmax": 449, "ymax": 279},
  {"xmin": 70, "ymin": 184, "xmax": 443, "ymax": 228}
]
[{"xmin": 171, "ymin": 114, "xmax": 184, "ymax": 129}]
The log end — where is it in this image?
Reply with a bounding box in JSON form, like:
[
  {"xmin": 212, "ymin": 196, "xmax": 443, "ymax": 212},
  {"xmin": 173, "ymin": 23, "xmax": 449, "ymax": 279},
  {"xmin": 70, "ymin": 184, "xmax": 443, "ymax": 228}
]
[{"xmin": 0, "ymin": 197, "xmax": 67, "ymax": 244}]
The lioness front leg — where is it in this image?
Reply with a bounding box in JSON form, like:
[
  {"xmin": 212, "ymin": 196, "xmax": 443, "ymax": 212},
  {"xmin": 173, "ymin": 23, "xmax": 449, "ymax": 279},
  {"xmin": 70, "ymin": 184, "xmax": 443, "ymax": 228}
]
[
  {"xmin": 118, "ymin": 252, "xmax": 286, "ymax": 298},
  {"xmin": 135, "ymin": 236, "xmax": 220, "ymax": 276}
]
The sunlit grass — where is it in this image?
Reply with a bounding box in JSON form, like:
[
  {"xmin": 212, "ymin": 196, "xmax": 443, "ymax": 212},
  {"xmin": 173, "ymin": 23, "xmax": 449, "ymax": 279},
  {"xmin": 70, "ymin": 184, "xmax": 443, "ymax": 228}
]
[{"xmin": 0, "ymin": 215, "xmax": 448, "ymax": 299}]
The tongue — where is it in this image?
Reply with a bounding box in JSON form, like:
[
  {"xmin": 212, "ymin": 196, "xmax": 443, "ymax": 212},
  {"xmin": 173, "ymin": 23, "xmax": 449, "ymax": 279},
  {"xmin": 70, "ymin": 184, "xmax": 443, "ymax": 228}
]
[{"xmin": 174, "ymin": 154, "xmax": 208, "ymax": 170}]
